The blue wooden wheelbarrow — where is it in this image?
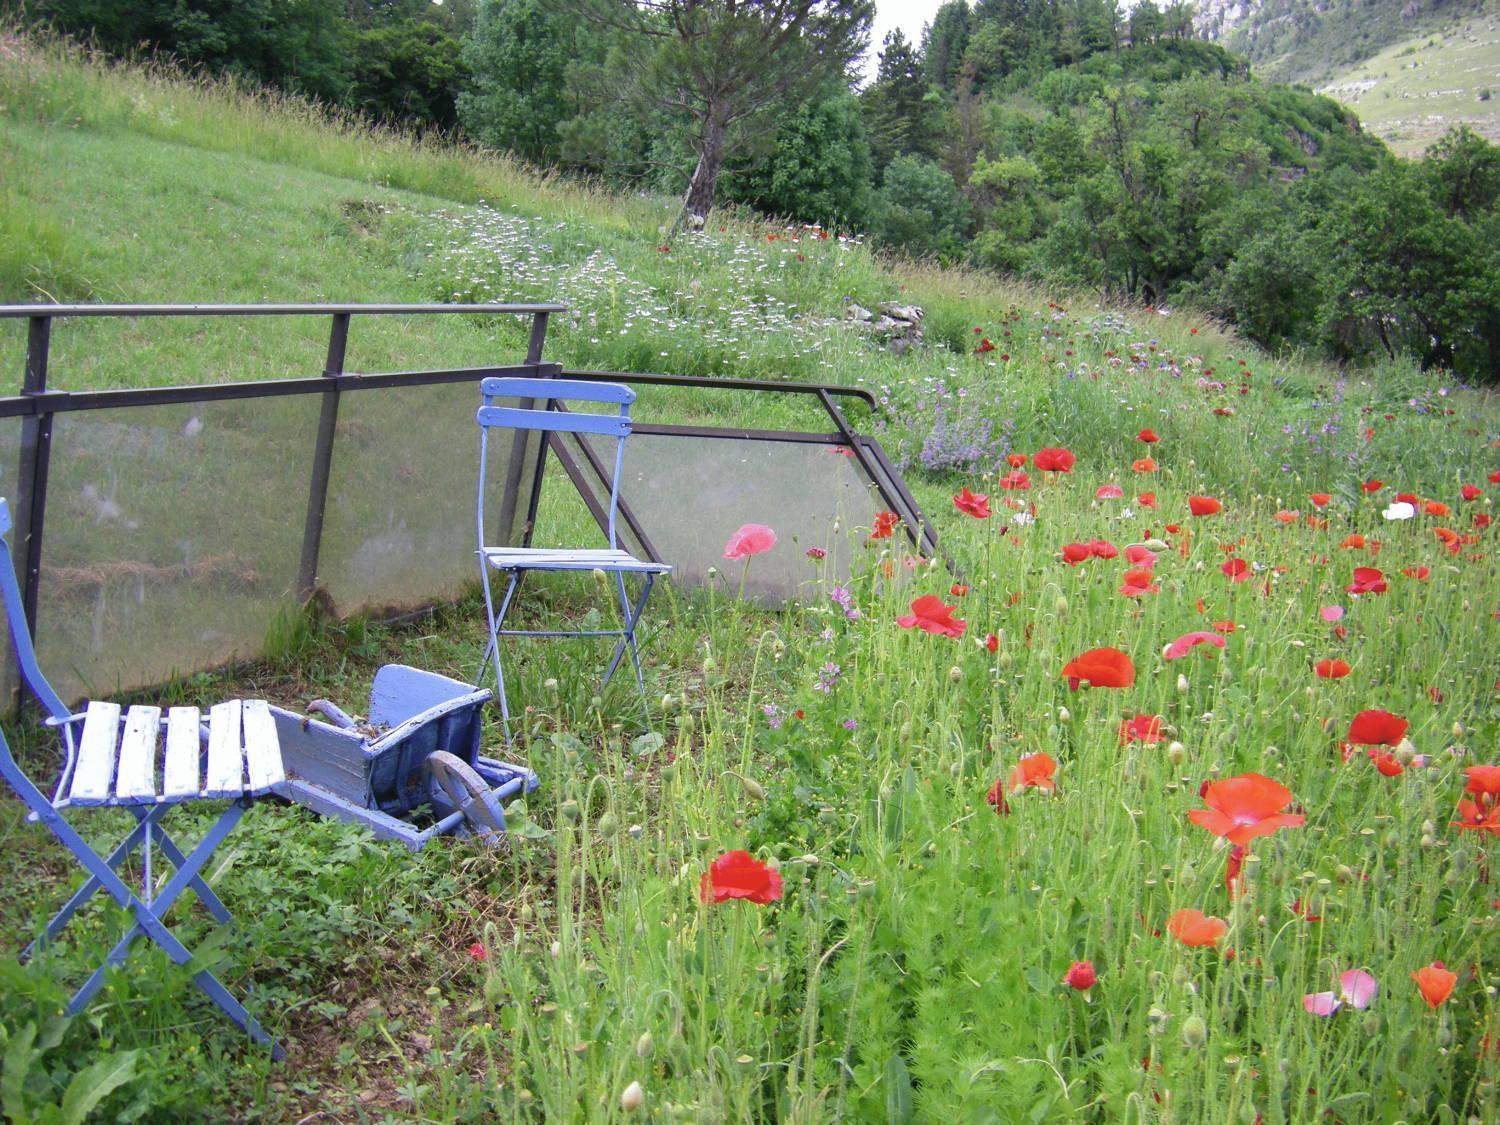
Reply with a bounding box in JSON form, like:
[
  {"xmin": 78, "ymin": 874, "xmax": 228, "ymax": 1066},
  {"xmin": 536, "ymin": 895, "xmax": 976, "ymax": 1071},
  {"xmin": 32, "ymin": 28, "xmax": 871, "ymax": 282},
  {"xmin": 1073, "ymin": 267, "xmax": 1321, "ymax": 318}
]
[{"xmin": 267, "ymin": 665, "xmax": 537, "ymax": 851}]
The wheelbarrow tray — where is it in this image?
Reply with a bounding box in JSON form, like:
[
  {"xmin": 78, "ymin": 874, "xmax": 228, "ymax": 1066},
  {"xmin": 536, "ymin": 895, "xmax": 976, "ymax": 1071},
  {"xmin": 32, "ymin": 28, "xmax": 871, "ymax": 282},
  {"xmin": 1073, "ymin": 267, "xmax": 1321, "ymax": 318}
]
[{"xmin": 268, "ymin": 664, "xmax": 537, "ymax": 851}]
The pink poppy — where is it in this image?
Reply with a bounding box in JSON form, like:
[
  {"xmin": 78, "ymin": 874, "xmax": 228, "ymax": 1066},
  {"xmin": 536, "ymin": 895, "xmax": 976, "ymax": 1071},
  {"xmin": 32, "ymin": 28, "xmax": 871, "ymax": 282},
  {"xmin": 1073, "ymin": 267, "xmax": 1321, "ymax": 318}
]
[
  {"xmin": 1164, "ymin": 631, "xmax": 1226, "ymax": 660},
  {"xmin": 1124, "ymin": 544, "xmax": 1158, "ymax": 568},
  {"xmin": 724, "ymin": 523, "xmax": 777, "ymax": 560},
  {"xmin": 1095, "ymin": 484, "xmax": 1124, "ymax": 499}
]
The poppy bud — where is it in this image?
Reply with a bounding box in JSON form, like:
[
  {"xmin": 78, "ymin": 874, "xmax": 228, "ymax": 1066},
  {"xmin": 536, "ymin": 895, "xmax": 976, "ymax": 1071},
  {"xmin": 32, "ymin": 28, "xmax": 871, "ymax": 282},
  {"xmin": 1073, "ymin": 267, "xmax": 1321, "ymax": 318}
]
[
  {"xmin": 597, "ymin": 813, "xmax": 617, "ymax": 835},
  {"xmin": 730, "ymin": 772, "xmax": 766, "ymax": 800},
  {"xmin": 706, "ymin": 566, "xmax": 718, "ymax": 578},
  {"xmin": 1395, "ymin": 739, "xmax": 1416, "ymax": 765},
  {"xmin": 702, "ymin": 655, "xmax": 717, "ymax": 672},
  {"xmin": 1176, "ymin": 674, "xmax": 1189, "ymax": 694},
  {"xmin": 559, "ymin": 799, "xmax": 581, "ymax": 822},
  {"xmin": 549, "ymin": 941, "xmax": 561, "ymax": 958},
  {"xmin": 1437, "ymin": 1022, "xmax": 1453, "ymax": 1048},
  {"xmin": 1168, "ymin": 741, "xmax": 1186, "ymax": 766},
  {"xmin": 1451, "ymin": 721, "xmax": 1464, "ymax": 738},
  {"xmin": 517, "ymin": 1089, "xmax": 533, "ymax": 1104},
  {"xmin": 628, "ymin": 823, "xmax": 643, "ymax": 839},
  {"xmin": 1421, "ymin": 833, "xmax": 1438, "ymax": 848},
  {"xmin": 543, "ymin": 677, "xmax": 559, "ymax": 692},
  {"xmin": 661, "ymin": 694, "xmax": 674, "ymax": 711},
  {"xmin": 1063, "ymin": 960, "xmax": 1097, "ymax": 991},
  {"xmin": 1055, "ymin": 596, "xmax": 1069, "ymax": 616},
  {"xmin": 1182, "ymin": 1014, "xmax": 1208, "ymax": 1049},
  {"xmin": 519, "ymin": 902, "xmax": 534, "ymax": 922},
  {"xmin": 1335, "ymin": 864, "xmax": 1356, "ymax": 882},
  {"xmin": 590, "ymin": 694, "xmax": 604, "ymax": 710},
  {"xmin": 1422, "ymin": 819, "xmax": 1436, "ymax": 836},
  {"xmin": 621, "ymin": 1080, "xmax": 645, "ymax": 1112},
  {"xmin": 1172, "ymin": 964, "xmax": 1192, "ymax": 988},
  {"xmin": 592, "ymin": 567, "xmax": 608, "ymax": 584},
  {"xmin": 636, "ymin": 1032, "xmax": 654, "ymax": 1058},
  {"xmin": 949, "ymin": 665, "xmax": 962, "ymax": 682},
  {"xmin": 1362, "ymin": 1010, "xmax": 1380, "ymax": 1036},
  {"xmin": 1058, "ymin": 706, "xmax": 1072, "ymax": 723}
]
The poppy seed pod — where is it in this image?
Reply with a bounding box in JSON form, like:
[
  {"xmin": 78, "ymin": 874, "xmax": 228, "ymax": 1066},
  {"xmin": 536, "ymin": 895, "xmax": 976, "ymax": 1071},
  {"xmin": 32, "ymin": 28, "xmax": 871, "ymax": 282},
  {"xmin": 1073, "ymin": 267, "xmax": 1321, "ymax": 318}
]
[
  {"xmin": 636, "ymin": 1032, "xmax": 654, "ymax": 1058},
  {"xmin": 620, "ymin": 1080, "xmax": 645, "ymax": 1112},
  {"xmin": 1182, "ymin": 1014, "xmax": 1208, "ymax": 1049}
]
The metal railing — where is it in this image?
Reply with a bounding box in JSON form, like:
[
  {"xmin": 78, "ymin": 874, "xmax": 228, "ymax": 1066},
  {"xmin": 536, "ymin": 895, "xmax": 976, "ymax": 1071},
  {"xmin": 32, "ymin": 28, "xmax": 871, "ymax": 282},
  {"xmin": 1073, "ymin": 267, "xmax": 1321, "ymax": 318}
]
[{"xmin": 0, "ymin": 304, "xmax": 926, "ymax": 701}]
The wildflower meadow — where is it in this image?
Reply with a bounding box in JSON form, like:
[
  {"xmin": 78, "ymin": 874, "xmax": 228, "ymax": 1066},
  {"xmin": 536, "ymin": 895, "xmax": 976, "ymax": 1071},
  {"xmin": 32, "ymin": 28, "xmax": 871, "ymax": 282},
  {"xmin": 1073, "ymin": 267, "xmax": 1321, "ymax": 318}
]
[{"xmin": 0, "ymin": 34, "xmax": 1497, "ymax": 1123}]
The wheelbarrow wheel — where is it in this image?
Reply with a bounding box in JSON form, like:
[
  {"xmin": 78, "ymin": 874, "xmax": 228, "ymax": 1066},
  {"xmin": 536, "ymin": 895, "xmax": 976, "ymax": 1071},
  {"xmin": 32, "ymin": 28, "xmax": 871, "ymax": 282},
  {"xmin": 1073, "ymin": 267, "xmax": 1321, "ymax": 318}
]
[{"xmin": 425, "ymin": 751, "xmax": 508, "ymax": 847}]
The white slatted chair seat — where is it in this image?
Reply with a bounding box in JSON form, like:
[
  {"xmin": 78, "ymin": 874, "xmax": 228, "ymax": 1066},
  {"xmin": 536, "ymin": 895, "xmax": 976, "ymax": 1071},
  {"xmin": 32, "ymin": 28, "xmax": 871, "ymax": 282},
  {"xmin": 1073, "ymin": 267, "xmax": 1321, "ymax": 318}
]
[
  {"xmin": 67, "ymin": 699, "xmax": 284, "ymax": 807},
  {"xmin": 481, "ymin": 546, "xmax": 669, "ymax": 573}
]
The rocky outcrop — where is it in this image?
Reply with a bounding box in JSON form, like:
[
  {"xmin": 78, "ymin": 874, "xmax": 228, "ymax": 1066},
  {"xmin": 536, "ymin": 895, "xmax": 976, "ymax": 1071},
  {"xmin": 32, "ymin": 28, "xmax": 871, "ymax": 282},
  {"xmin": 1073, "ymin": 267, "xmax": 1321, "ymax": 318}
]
[{"xmin": 845, "ymin": 301, "xmax": 924, "ymax": 352}]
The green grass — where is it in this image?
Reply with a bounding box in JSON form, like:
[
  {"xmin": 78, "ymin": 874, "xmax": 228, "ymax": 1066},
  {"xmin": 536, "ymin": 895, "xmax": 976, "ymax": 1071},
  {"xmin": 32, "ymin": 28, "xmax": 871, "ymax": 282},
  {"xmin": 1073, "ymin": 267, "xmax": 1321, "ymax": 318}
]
[
  {"xmin": 0, "ymin": 31, "xmax": 1498, "ymax": 1123},
  {"xmin": 1315, "ymin": 11, "xmax": 1500, "ymax": 156}
]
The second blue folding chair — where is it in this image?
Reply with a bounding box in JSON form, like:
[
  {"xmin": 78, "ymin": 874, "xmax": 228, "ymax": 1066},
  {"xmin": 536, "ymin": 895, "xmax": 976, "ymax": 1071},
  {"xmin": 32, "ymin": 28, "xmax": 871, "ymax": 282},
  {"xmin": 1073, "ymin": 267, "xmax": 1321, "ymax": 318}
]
[{"xmin": 475, "ymin": 377, "xmax": 671, "ymax": 742}]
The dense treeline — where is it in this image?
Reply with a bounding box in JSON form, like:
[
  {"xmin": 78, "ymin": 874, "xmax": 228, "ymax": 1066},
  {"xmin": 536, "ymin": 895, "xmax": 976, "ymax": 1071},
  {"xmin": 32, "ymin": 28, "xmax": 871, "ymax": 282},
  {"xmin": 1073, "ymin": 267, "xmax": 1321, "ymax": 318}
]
[{"xmin": 10, "ymin": 0, "xmax": 1499, "ymax": 378}]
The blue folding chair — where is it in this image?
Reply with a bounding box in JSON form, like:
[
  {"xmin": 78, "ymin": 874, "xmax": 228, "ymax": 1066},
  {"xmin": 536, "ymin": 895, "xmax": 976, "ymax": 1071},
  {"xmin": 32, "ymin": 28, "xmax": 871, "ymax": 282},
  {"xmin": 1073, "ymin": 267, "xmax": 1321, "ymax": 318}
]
[
  {"xmin": 476, "ymin": 377, "xmax": 671, "ymax": 742},
  {"xmin": 0, "ymin": 499, "xmax": 287, "ymax": 1058}
]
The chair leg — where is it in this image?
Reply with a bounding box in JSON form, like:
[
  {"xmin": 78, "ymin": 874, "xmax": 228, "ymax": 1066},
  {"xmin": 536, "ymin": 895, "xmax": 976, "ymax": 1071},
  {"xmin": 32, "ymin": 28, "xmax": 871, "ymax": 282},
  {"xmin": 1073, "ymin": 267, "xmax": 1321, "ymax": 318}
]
[
  {"xmin": 40, "ymin": 799, "xmax": 282, "ymax": 1058},
  {"xmin": 488, "ymin": 573, "xmax": 522, "ymax": 745},
  {"xmin": 22, "ymin": 805, "xmax": 234, "ymax": 964},
  {"xmin": 603, "ymin": 573, "xmax": 657, "ymax": 725},
  {"xmin": 21, "ymin": 811, "xmax": 153, "ymax": 963}
]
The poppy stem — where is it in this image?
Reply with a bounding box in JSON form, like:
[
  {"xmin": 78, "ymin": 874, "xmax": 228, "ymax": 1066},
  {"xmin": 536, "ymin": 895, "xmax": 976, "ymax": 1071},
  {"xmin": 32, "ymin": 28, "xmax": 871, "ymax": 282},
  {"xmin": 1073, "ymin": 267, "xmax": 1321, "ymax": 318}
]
[{"xmin": 737, "ymin": 557, "xmax": 751, "ymax": 601}]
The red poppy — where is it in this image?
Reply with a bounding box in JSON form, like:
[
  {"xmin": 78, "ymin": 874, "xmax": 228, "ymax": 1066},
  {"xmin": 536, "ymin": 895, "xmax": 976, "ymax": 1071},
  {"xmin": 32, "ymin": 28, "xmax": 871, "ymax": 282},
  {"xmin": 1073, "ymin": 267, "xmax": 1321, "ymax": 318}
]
[
  {"xmin": 700, "ymin": 850, "xmax": 783, "ymax": 904},
  {"xmin": 1347, "ymin": 709, "xmax": 1408, "ymax": 747},
  {"xmin": 1033, "ymin": 447, "xmax": 1076, "ymax": 473},
  {"xmin": 1061, "ymin": 647, "xmax": 1135, "ymax": 691},
  {"xmin": 1118, "ymin": 713, "xmax": 1164, "ymax": 744},
  {"xmin": 1347, "ymin": 567, "xmax": 1387, "ymax": 595},
  {"xmin": 1212, "ymin": 620, "xmax": 1237, "ymax": 633},
  {"xmin": 949, "ymin": 584, "xmax": 969, "ymax": 597},
  {"xmin": 1189, "ymin": 773, "xmax": 1305, "ymax": 845},
  {"xmin": 1476, "ymin": 513, "xmax": 1493, "ymax": 529},
  {"xmin": 983, "ymin": 632, "xmax": 999, "ymax": 653},
  {"xmin": 1096, "ymin": 484, "xmax": 1125, "ymax": 499},
  {"xmin": 1006, "ymin": 453, "xmax": 1029, "ymax": 468},
  {"xmin": 1167, "ymin": 908, "xmax": 1228, "ymax": 947},
  {"xmin": 1490, "ymin": 470, "xmax": 1500, "ymax": 484},
  {"xmin": 1008, "ymin": 752, "xmax": 1057, "ymax": 794},
  {"xmin": 1132, "ymin": 457, "xmax": 1158, "ymax": 473},
  {"xmin": 1368, "ymin": 748, "xmax": 1405, "ymax": 777},
  {"xmin": 805, "ymin": 547, "xmax": 827, "ymax": 559},
  {"xmin": 1188, "ymin": 496, "xmax": 1222, "ymax": 516},
  {"xmin": 1340, "ymin": 534, "xmax": 1366, "ymax": 550},
  {"xmin": 1401, "ymin": 565, "xmax": 1430, "ymax": 579},
  {"xmin": 1138, "ymin": 429, "xmax": 1160, "ymax": 443},
  {"xmin": 1396, "ymin": 491, "xmax": 1419, "ymax": 504},
  {"xmin": 1452, "ymin": 798, "xmax": 1500, "ymax": 835},
  {"xmin": 1125, "ymin": 544, "xmax": 1157, "ymax": 568},
  {"xmin": 1063, "ymin": 960, "xmax": 1097, "ymax": 990},
  {"xmin": 869, "ymin": 510, "xmax": 900, "ymax": 540},
  {"xmin": 975, "ymin": 337, "xmax": 996, "ymax": 354},
  {"xmin": 1461, "ymin": 484, "xmax": 1482, "ymax": 501},
  {"xmin": 1362, "ymin": 479, "xmax": 1384, "ymax": 492},
  {"xmin": 1464, "ymin": 764, "xmax": 1500, "ymax": 801},
  {"xmin": 1314, "ymin": 658, "xmax": 1351, "ymax": 679},
  {"xmin": 1138, "ymin": 492, "xmax": 1158, "ymax": 508},
  {"xmin": 896, "ymin": 595, "xmax": 966, "ymax": 638},
  {"xmin": 953, "ymin": 487, "xmax": 992, "ymax": 519},
  {"xmin": 1424, "ymin": 500, "xmax": 1451, "ymax": 517},
  {"xmin": 1087, "ymin": 538, "xmax": 1118, "ymax": 559},
  {"xmin": 1411, "ymin": 963, "xmax": 1456, "ymax": 1008},
  {"xmin": 998, "ymin": 469, "xmax": 1031, "ymax": 491},
  {"xmin": 1274, "ymin": 510, "xmax": 1299, "ymax": 524},
  {"xmin": 1310, "ymin": 492, "xmax": 1331, "ymax": 507},
  {"xmin": 1119, "ymin": 569, "xmax": 1159, "ymax": 596},
  {"xmin": 468, "ymin": 941, "xmax": 488, "ymax": 961},
  {"xmin": 1221, "ymin": 558, "xmax": 1250, "ymax": 582},
  {"xmin": 1291, "ymin": 897, "xmax": 1323, "ymax": 922},
  {"xmin": 1061, "ymin": 543, "xmax": 1092, "ymax": 565}
]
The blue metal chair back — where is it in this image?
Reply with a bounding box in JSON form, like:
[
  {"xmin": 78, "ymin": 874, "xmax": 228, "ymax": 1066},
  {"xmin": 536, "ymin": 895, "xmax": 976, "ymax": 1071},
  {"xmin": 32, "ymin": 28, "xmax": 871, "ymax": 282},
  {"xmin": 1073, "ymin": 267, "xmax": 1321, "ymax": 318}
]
[
  {"xmin": 0, "ymin": 498, "xmax": 74, "ymax": 728},
  {"xmin": 476, "ymin": 377, "xmax": 636, "ymax": 551}
]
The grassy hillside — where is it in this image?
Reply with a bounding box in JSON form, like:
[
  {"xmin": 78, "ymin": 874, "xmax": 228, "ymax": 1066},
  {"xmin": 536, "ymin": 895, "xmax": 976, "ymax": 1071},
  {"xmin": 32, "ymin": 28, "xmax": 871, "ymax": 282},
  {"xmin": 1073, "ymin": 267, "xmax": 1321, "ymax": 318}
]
[
  {"xmin": 2, "ymin": 34, "xmax": 1498, "ymax": 1124},
  {"xmin": 1317, "ymin": 9, "xmax": 1500, "ymax": 155}
]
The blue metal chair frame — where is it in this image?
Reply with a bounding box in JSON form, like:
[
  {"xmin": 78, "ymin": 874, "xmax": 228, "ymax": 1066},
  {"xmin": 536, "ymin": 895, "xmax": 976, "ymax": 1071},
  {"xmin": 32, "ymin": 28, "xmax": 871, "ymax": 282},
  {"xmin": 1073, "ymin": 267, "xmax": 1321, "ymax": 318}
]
[
  {"xmin": 0, "ymin": 499, "xmax": 285, "ymax": 1058},
  {"xmin": 476, "ymin": 377, "xmax": 671, "ymax": 742}
]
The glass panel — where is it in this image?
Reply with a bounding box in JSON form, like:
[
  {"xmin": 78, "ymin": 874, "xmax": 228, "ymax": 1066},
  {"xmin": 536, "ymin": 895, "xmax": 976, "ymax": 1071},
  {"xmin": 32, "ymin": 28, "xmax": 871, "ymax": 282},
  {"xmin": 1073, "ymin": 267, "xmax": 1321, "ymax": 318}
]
[
  {"xmin": 573, "ymin": 432, "xmax": 887, "ymax": 604},
  {"xmin": 36, "ymin": 397, "xmax": 319, "ymax": 703},
  {"xmin": 0, "ymin": 416, "xmax": 24, "ymax": 705},
  {"xmin": 319, "ymin": 381, "xmax": 540, "ymax": 617}
]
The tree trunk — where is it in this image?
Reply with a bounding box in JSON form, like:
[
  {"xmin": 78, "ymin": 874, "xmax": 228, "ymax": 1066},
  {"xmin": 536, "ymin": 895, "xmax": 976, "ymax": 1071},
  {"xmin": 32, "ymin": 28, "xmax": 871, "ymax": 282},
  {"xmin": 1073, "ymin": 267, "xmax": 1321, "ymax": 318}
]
[{"xmin": 682, "ymin": 111, "xmax": 728, "ymax": 224}]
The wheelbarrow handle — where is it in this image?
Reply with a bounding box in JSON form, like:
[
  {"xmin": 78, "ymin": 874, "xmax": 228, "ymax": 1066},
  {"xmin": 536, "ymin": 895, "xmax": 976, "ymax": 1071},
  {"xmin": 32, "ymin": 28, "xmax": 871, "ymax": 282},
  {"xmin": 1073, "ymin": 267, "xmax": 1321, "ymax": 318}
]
[{"xmin": 306, "ymin": 700, "xmax": 357, "ymax": 729}]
